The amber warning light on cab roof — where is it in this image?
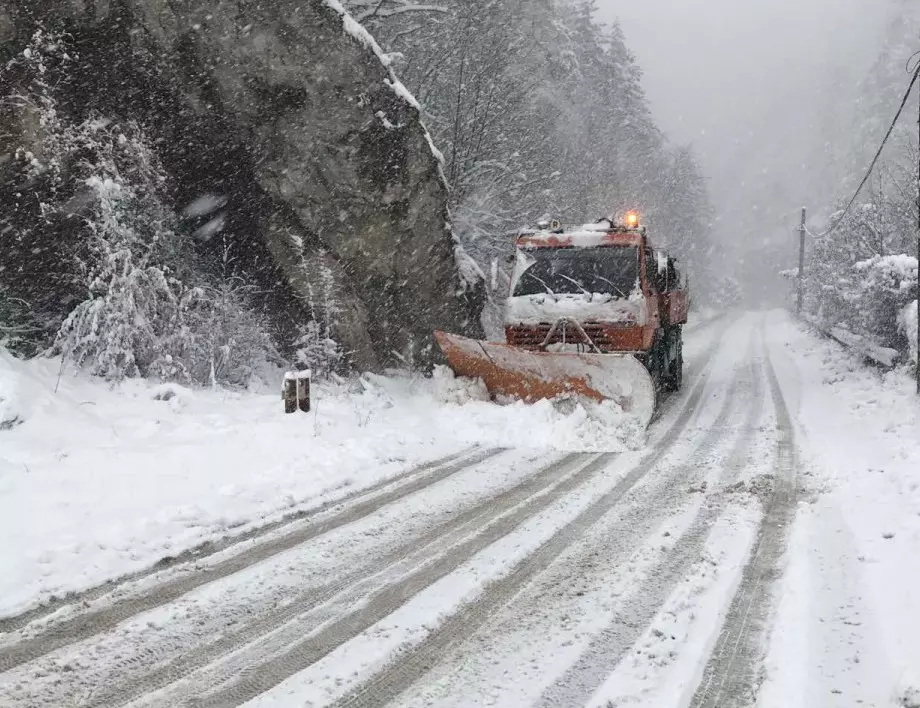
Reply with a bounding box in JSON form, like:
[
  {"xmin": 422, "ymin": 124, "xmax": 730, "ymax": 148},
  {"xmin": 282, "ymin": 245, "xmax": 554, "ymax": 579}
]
[{"xmin": 625, "ymin": 210, "xmax": 640, "ymax": 229}]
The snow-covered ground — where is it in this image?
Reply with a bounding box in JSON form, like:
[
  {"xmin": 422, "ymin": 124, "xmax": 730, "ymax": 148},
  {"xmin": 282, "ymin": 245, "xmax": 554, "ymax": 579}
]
[
  {"xmin": 2, "ymin": 310, "xmax": 920, "ymax": 708},
  {"xmin": 0, "ymin": 352, "xmax": 641, "ymax": 618},
  {"xmin": 761, "ymin": 310, "xmax": 920, "ymax": 708}
]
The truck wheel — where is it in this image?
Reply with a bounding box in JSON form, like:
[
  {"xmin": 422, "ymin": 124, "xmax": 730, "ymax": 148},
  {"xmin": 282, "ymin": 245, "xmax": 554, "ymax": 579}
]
[
  {"xmin": 672, "ymin": 332, "xmax": 683, "ymax": 391},
  {"xmin": 648, "ymin": 333, "xmax": 666, "ymax": 391},
  {"xmin": 664, "ymin": 327, "xmax": 683, "ymax": 392}
]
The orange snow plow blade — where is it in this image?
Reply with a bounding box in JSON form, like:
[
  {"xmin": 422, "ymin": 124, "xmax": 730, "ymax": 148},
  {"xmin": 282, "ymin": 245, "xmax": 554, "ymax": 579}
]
[{"xmin": 434, "ymin": 331, "xmax": 656, "ymax": 428}]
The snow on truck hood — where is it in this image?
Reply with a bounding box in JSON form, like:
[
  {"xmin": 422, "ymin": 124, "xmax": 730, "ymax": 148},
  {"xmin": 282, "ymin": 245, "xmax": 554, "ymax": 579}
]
[
  {"xmin": 517, "ymin": 230, "xmax": 643, "ymax": 250},
  {"xmin": 505, "ymin": 291, "xmax": 647, "ymax": 326}
]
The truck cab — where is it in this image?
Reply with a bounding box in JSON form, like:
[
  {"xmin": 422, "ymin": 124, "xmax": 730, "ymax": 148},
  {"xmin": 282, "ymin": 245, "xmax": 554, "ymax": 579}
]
[{"xmin": 504, "ymin": 214, "xmax": 688, "ymax": 390}]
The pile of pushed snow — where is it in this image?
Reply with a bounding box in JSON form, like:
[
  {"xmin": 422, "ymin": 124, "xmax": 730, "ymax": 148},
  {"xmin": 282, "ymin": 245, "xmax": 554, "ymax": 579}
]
[
  {"xmin": 430, "ymin": 365, "xmax": 490, "ymax": 404},
  {"xmin": 376, "ymin": 366, "xmax": 644, "ymax": 454}
]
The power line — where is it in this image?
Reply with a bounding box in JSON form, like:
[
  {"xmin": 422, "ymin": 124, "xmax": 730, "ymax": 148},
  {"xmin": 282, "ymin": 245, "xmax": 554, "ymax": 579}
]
[
  {"xmin": 809, "ymin": 58, "xmax": 920, "ymax": 239},
  {"xmin": 909, "ymin": 50, "xmax": 920, "ymax": 74}
]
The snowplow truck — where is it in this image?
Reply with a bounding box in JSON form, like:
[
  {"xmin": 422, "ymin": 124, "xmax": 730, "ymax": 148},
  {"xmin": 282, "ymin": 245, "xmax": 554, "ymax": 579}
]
[{"xmin": 434, "ymin": 214, "xmax": 689, "ymax": 428}]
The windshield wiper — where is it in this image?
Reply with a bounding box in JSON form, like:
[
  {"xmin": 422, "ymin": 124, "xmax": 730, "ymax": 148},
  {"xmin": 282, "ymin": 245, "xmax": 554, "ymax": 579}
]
[
  {"xmin": 595, "ymin": 275, "xmax": 629, "ymax": 299},
  {"xmin": 558, "ymin": 274, "xmax": 593, "ymax": 299},
  {"xmin": 525, "ymin": 273, "xmax": 558, "ymax": 301}
]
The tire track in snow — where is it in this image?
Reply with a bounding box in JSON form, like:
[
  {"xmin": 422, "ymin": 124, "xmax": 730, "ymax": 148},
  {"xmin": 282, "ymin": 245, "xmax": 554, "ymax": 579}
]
[
  {"xmin": 651, "ymin": 314, "xmax": 735, "ymax": 425},
  {"xmin": 76, "ymin": 452, "xmax": 599, "ymax": 708},
  {"xmin": 120, "ymin": 285, "xmax": 736, "ymax": 708},
  {"xmin": 687, "ymin": 322, "xmax": 798, "ymax": 708},
  {"xmin": 0, "ymin": 447, "xmax": 503, "ymax": 672},
  {"xmin": 530, "ymin": 328, "xmax": 767, "ymax": 707},
  {"xmin": 3, "ymin": 313, "xmax": 733, "ymax": 708},
  {"xmin": 169, "ymin": 451, "xmax": 617, "ymax": 708},
  {"xmin": 326, "ymin": 315, "xmax": 740, "ymax": 708},
  {"xmin": 0, "ymin": 447, "xmax": 481, "ymax": 637}
]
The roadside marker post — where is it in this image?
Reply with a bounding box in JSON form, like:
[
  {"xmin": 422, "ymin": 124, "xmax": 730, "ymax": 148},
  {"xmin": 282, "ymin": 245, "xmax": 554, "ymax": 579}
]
[
  {"xmin": 284, "ymin": 370, "xmax": 312, "ymax": 414},
  {"xmin": 797, "ymin": 207, "xmax": 806, "ymax": 316}
]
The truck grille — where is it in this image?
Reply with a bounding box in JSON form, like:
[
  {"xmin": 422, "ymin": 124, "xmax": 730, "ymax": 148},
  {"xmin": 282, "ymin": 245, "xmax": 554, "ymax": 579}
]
[{"xmin": 507, "ymin": 323, "xmax": 614, "ymax": 350}]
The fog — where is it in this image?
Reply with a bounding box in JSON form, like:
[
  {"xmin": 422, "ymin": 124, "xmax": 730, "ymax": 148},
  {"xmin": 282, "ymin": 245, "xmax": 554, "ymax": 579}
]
[{"xmin": 596, "ymin": 0, "xmax": 893, "ymax": 253}]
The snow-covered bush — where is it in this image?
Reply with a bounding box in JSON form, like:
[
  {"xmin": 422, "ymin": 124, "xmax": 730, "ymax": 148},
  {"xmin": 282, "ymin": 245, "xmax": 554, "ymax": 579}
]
[
  {"xmin": 3, "ymin": 31, "xmax": 281, "ymax": 388},
  {"xmin": 164, "ymin": 282, "xmax": 282, "ymax": 388},
  {"xmin": 0, "ymin": 288, "xmax": 41, "ymax": 357},
  {"xmin": 53, "ymin": 157, "xmax": 281, "ymax": 386},
  {"xmin": 53, "ymin": 157, "xmax": 188, "ymax": 380},
  {"xmin": 806, "ymin": 250, "xmax": 917, "ymax": 356},
  {"xmin": 294, "ymin": 320, "xmax": 343, "ymax": 380},
  {"xmin": 852, "ymin": 254, "xmax": 917, "ymax": 348},
  {"xmin": 803, "ymin": 188, "xmax": 918, "ymax": 363}
]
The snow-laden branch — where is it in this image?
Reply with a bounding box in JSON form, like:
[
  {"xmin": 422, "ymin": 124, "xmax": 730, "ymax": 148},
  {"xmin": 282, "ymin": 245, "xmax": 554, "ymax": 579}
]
[{"xmin": 354, "ymin": 3, "xmax": 449, "ymax": 22}]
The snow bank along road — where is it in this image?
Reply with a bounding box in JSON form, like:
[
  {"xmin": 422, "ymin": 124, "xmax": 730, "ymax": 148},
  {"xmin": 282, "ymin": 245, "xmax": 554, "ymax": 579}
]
[{"xmin": 1, "ymin": 311, "xmax": 912, "ymax": 707}]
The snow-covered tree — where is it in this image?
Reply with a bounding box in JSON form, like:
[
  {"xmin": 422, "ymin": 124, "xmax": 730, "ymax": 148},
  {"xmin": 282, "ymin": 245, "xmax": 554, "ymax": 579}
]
[
  {"xmin": 0, "ymin": 287, "xmax": 40, "ymax": 356},
  {"xmin": 799, "ymin": 6, "xmax": 919, "ymax": 362}
]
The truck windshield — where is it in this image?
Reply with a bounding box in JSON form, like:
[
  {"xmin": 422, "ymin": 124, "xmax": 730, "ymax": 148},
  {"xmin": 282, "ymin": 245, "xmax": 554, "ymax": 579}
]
[{"xmin": 513, "ymin": 246, "xmax": 640, "ymax": 298}]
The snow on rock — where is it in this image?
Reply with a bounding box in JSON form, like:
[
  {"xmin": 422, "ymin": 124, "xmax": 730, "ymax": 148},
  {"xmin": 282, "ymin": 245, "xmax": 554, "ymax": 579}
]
[
  {"xmin": 1, "ymin": 1, "xmax": 484, "ymax": 374},
  {"xmin": 0, "ymin": 350, "xmax": 641, "ymax": 617},
  {"xmin": 322, "ymin": 0, "xmax": 423, "ymax": 111},
  {"xmin": 425, "ymin": 130, "xmax": 447, "ymax": 167}
]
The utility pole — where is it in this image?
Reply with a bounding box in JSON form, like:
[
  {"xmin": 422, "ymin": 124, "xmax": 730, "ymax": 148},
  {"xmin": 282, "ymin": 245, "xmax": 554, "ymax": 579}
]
[
  {"xmin": 797, "ymin": 207, "xmax": 807, "ymax": 316},
  {"xmin": 916, "ymin": 81, "xmax": 919, "ymax": 394}
]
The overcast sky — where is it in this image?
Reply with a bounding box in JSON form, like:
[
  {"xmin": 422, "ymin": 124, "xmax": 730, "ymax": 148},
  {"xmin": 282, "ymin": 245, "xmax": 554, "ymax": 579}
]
[{"xmin": 595, "ymin": 0, "xmax": 893, "ymax": 244}]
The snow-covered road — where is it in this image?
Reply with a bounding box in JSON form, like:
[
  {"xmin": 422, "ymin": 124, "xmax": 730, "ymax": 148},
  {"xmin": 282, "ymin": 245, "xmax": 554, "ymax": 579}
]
[{"xmin": 1, "ymin": 310, "xmax": 918, "ymax": 708}]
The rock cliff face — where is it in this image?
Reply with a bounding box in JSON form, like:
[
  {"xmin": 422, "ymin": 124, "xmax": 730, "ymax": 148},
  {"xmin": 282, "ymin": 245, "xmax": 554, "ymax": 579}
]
[{"xmin": 0, "ymin": 0, "xmax": 484, "ymax": 371}]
